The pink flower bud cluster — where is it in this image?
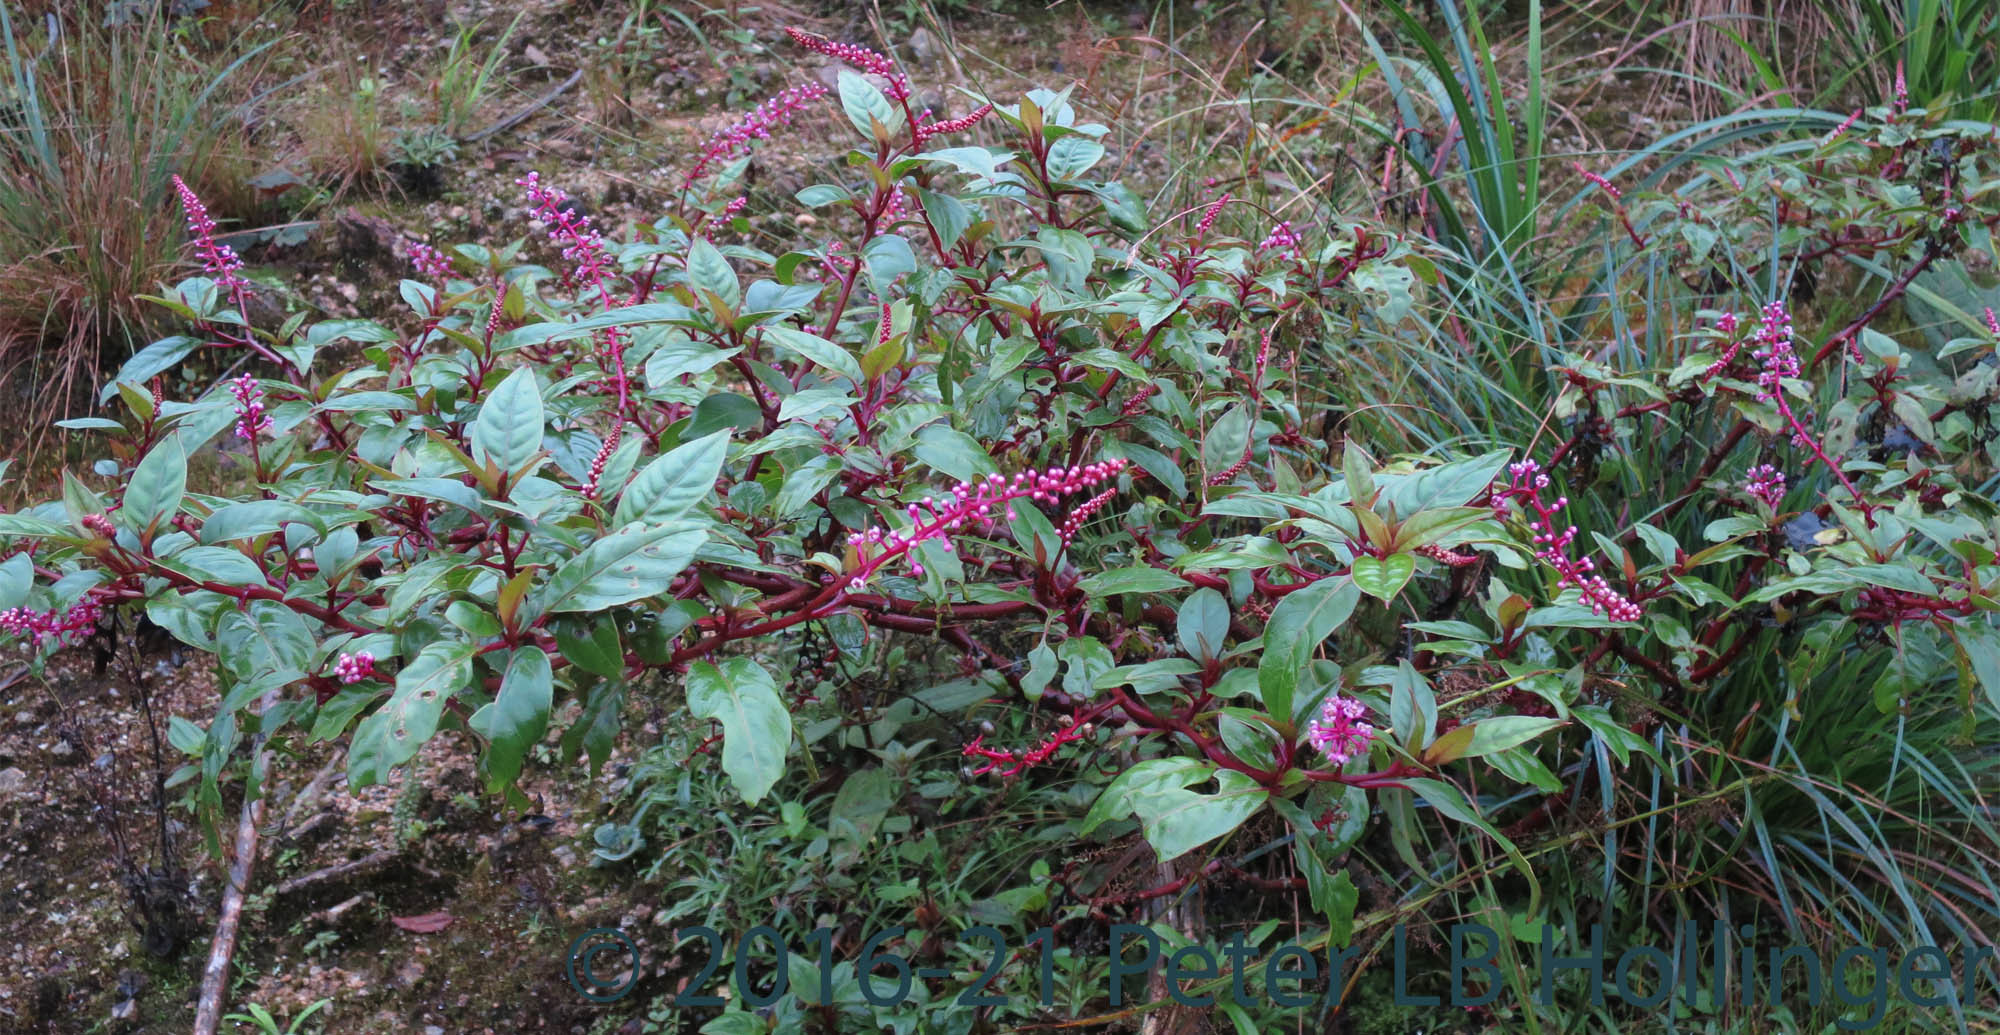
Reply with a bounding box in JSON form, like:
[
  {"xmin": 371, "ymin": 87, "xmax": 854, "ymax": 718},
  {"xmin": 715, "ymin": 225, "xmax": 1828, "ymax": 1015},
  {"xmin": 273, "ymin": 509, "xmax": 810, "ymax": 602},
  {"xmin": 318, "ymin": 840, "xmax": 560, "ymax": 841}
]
[
  {"xmin": 583, "ymin": 425, "xmax": 621, "ymax": 501},
  {"xmin": 1496, "ymin": 459, "xmax": 1642, "ymax": 622},
  {"xmin": 0, "ymin": 600, "xmax": 101, "ymax": 649},
  {"xmin": 1745, "ymin": 463, "xmax": 1786, "ymax": 510},
  {"xmin": 230, "ymin": 373, "xmax": 271, "ymax": 441},
  {"xmin": 1058, "ymin": 486, "xmax": 1119, "ymax": 542},
  {"xmin": 333, "ymin": 651, "xmax": 375, "ymax": 683},
  {"xmin": 520, "ymin": 172, "xmax": 635, "ymax": 411},
  {"xmin": 1196, "ymin": 193, "xmax": 1230, "ymax": 238},
  {"xmin": 843, "ymin": 460, "xmax": 1128, "ymax": 590},
  {"xmin": 520, "ymin": 173, "xmax": 617, "ymax": 297},
  {"xmin": 685, "ymin": 82, "xmax": 832, "ymax": 187},
  {"xmin": 912, "ymin": 104, "xmax": 993, "ymax": 146},
  {"xmin": 1573, "ymin": 163, "xmax": 1622, "ymax": 199},
  {"xmin": 1259, "ymin": 221, "xmax": 1301, "ymax": 258},
  {"xmin": 408, "ymin": 241, "xmax": 454, "ymax": 280},
  {"xmin": 1985, "ymin": 307, "xmax": 1999, "ymax": 337},
  {"xmin": 81, "ymin": 512, "xmax": 116, "ymax": 538},
  {"xmin": 1305, "ymin": 695, "xmax": 1376, "ymax": 767},
  {"xmin": 784, "ymin": 27, "xmax": 908, "ymax": 101},
  {"xmin": 170, "ymin": 175, "xmax": 248, "ymax": 295}
]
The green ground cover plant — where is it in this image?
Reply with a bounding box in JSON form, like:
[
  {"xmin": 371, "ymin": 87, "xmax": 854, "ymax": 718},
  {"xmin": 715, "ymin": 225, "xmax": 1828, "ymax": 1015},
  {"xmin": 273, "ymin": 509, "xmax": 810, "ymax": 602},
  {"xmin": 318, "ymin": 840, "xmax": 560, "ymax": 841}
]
[{"xmin": 1, "ymin": 3, "xmax": 1997, "ymax": 1032}]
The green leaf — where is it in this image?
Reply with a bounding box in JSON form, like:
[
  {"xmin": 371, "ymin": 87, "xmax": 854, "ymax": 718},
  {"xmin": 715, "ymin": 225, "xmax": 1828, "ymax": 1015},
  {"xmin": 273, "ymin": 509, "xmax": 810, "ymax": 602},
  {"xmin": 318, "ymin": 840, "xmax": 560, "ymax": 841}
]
[
  {"xmin": 123, "ymin": 435, "xmax": 187, "ymax": 541},
  {"xmin": 1957, "ymin": 622, "xmax": 2000, "ymax": 718},
  {"xmin": 470, "ymin": 368, "xmax": 545, "ymax": 475},
  {"xmin": 764, "ymin": 325, "xmax": 864, "ymax": 385},
  {"xmin": 686, "ymin": 238, "xmax": 742, "ymax": 312},
  {"xmin": 836, "ymin": 69, "xmax": 900, "ymax": 140},
  {"xmin": 685, "ymin": 657, "xmax": 792, "ymax": 804},
  {"xmin": 1077, "ymin": 566, "xmax": 1190, "ymax": 597},
  {"xmin": 1461, "ymin": 716, "xmax": 1567, "ymax": 758},
  {"xmin": 470, "ymin": 646, "xmax": 553, "ymax": 793},
  {"xmin": 538, "ymin": 522, "xmax": 707, "ymax": 614},
  {"xmin": 348, "ymin": 643, "xmax": 477, "ymax": 789},
  {"xmin": 612, "ymin": 430, "xmax": 730, "ymax": 528},
  {"xmin": 1257, "ymin": 577, "xmax": 1359, "ymax": 725},
  {"xmin": 1201, "ymin": 404, "xmax": 1252, "ymax": 477},
  {"xmin": 1351, "ymin": 553, "xmax": 1417, "ymax": 602},
  {"xmin": 1177, "ymin": 587, "xmax": 1230, "ymax": 662},
  {"xmin": 1080, "ymin": 758, "xmax": 1266, "ymax": 863}
]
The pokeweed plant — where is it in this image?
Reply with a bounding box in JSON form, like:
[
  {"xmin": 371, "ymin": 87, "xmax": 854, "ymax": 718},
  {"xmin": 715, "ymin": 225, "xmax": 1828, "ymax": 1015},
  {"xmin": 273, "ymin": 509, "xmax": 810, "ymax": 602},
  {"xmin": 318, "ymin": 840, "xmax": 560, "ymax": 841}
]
[{"xmin": 0, "ymin": 28, "xmax": 1996, "ymax": 973}]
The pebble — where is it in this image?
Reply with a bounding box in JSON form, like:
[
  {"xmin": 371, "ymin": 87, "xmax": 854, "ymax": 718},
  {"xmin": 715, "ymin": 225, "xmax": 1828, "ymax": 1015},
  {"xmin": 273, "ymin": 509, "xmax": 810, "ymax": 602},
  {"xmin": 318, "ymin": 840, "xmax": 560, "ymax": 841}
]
[{"xmin": 0, "ymin": 767, "xmax": 26, "ymax": 797}]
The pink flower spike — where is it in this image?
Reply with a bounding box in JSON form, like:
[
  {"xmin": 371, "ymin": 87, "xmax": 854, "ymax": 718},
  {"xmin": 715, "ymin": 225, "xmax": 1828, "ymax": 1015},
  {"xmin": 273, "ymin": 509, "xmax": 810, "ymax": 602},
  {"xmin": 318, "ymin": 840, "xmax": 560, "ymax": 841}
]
[
  {"xmin": 784, "ymin": 27, "xmax": 908, "ymax": 99},
  {"xmin": 229, "ymin": 372, "xmax": 271, "ymax": 441},
  {"xmin": 1306, "ymin": 695, "xmax": 1376, "ymax": 767},
  {"xmin": 170, "ymin": 174, "xmax": 249, "ymax": 297},
  {"xmin": 1496, "ymin": 458, "xmax": 1642, "ymax": 622},
  {"xmin": 845, "ymin": 459, "xmax": 1129, "ymax": 588},
  {"xmin": 1259, "ymin": 221, "xmax": 1301, "ymax": 256},
  {"xmin": 683, "ymin": 81, "xmax": 831, "ymax": 188},
  {"xmin": 914, "ymin": 104, "xmax": 993, "ymax": 146}
]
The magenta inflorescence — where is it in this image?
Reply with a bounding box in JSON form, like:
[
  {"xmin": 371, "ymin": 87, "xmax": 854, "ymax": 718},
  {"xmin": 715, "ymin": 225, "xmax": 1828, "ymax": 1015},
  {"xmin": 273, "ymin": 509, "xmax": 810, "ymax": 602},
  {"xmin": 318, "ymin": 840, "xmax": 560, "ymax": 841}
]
[
  {"xmin": 408, "ymin": 241, "xmax": 455, "ymax": 280},
  {"xmin": 170, "ymin": 175, "xmax": 248, "ymax": 295},
  {"xmin": 230, "ymin": 373, "xmax": 271, "ymax": 441},
  {"xmin": 913, "ymin": 103, "xmax": 993, "ymax": 146},
  {"xmin": 684, "ymin": 81, "xmax": 831, "ymax": 188},
  {"xmin": 1196, "ymin": 193, "xmax": 1229, "ymax": 238},
  {"xmin": 844, "ymin": 460, "xmax": 1128, "ymax": 589},
  {"xmin": 1306, "ymin": 695, "xmax": 1376, "ymax": 767},
  {"xmin": 520, "ymin": 172, "xmax": 634, "ymax": 408},
  {"xmin": 0, "ymin": 600, "xmax": 101, "ymax": 649},
  {"xmin": 333, "ymin": 651, "xmax": 376, "ymax": 684},
  {"xmin": 784, "ymin": 27, "xmax": 908, "ymax": 100},
  {"xmin": 1745, "ymin": 463, "xmax": 1786, "ymax": 510},
  {"xmin": 1259, "ymin": 221, "xmax": 1301, "ymax": 257},
  {"xmin": 963, "ymin": 718, "xmax": 1092, "ymax": 777},
  {"xmin": 1496, "ymin": 459, "xmax": 1642, "ymax": 622}
]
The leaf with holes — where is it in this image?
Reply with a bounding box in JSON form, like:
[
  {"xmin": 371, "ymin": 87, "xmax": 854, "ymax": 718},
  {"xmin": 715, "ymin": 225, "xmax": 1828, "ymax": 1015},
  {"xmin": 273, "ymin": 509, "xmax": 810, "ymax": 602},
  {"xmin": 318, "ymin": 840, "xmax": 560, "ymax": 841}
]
[
  {"xmin": 348, "ymin": 643, "xmax": 477, "ymax": 789},
  {"xmin": 537, "ymin": 522, "xmax": 707, "ymax": 615}
]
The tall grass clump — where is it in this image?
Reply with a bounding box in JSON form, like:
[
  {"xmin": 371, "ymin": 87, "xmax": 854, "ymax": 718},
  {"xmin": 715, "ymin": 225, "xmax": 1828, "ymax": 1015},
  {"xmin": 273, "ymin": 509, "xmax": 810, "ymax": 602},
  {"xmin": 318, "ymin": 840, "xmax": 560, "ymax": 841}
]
[{"xmin": 0, "ymin": 5, "xmax": 277, "ymax": 423}]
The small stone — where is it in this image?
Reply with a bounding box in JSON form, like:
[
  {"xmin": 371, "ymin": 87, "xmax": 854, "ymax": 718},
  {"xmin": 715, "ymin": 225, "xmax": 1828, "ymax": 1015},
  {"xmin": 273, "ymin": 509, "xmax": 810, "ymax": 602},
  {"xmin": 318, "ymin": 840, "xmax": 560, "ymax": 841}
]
[
  {"xmin": 425, "ymin": 1026, "xmax": 445, "ymax": 1035},
  {"xmin": 907, "ymin": 27, "xmax": 941, "ymax": 66},
  {"xmin": 0, "ymin": 767, "xmax": 27, "ymax": 797}
]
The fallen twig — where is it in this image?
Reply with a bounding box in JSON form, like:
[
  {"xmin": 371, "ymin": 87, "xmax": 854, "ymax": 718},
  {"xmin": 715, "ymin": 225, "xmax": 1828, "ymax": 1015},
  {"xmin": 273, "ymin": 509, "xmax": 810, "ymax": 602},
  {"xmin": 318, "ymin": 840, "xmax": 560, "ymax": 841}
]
[
  {"xmin": 462, "ymin": 70, "xmax": 584, "ymax": 144},
  {"xmin": 190, "ymin": 687, "xmax": 280, "ymax": 1035}
]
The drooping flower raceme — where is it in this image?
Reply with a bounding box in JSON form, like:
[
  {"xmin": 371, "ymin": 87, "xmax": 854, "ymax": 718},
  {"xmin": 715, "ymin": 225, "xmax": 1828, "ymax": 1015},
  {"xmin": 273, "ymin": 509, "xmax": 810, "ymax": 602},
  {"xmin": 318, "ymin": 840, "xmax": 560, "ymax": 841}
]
[
  {"xmin": 1306, "ymin": 695, "xmax": 1376, "ymax": 767},
  {"xmin": 0, "ymin": 600, "xmax": 101, "ymax": 649},
  {"xmin": 1496, "ymin": 459, "xmax": 1642, "ymax": 622},
  {"xmin": 784, "ymin": 27, "xmax": 909, "ymax": 101},
  {"xmin": 844, "ymin": 460, "xmax": 1128, "ymax": 590}
]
